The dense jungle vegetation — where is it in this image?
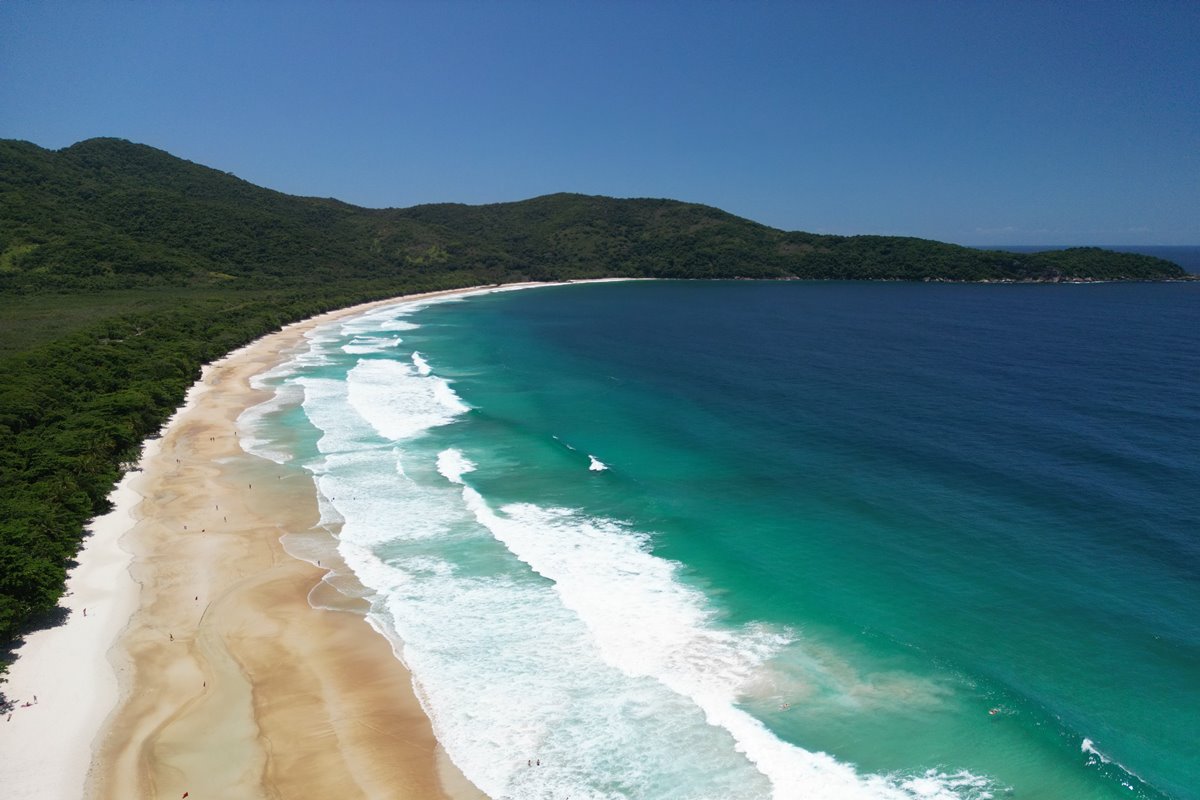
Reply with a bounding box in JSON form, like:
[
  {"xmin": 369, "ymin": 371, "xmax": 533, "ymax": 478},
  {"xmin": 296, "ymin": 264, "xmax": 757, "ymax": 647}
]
[{"xmin": 0, "ymin": 137, "xmax": 1187, "ymax": 665}]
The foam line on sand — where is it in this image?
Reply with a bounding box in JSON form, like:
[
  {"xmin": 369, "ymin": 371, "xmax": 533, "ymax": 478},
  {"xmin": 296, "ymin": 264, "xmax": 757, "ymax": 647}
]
[{"xmin": 0, "ymin": 286, "xmax": 524, "ymax": 800}]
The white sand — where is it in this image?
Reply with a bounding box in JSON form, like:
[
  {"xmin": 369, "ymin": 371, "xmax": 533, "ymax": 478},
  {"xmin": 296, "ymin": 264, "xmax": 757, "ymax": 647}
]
[
  {"xmin": 0, "ymin": 450, "xmax": 146, "ymax": 799},
  {"xmin": 0, "ymin": 287, "xmax": 503, "ymax": 799},
  {"xmin": 0, "ymin": 281, "xmax": 600, "ymax": 799}
]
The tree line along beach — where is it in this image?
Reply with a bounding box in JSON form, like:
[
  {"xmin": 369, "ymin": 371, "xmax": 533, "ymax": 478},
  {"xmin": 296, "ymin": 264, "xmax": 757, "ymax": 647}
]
[{"xmin": 1, "ymin": 137, "xmax": 1196, "ymax": 800}]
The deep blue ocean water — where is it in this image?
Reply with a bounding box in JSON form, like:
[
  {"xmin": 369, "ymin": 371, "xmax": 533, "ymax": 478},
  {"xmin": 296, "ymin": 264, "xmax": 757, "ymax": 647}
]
[{"xmin": 241, "ymin": 278, "xmax": 1199, "ymax": 800}]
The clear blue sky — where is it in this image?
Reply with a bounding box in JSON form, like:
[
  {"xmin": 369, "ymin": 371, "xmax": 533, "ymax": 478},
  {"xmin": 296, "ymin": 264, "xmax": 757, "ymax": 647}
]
[{"xmin": 2, "ymin": 1, "xmax": 1197, "ymax": 245}]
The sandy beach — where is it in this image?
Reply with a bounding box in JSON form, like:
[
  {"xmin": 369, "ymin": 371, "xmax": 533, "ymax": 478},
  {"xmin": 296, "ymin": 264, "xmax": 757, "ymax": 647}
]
[{"xmin": 1, "ymin": 287, "xmax": 502, "ymax": 800}]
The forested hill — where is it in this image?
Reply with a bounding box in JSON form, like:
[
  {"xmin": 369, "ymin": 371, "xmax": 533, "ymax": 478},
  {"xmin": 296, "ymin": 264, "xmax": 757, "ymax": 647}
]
[
  {"xmin": 1, "ymin": 137, "xmax": 1186, "ymax": 291},
  {"xmin": 0, "ymin": 138, "xmax": 1187, "ymax": 670}
]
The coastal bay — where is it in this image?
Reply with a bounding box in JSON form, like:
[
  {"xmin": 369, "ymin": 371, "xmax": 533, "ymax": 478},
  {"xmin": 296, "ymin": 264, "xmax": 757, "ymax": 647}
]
[
  {"xmin": 1, "ymin": 290, "xmax": 495, "ymax": 800},
  {"xmin": 247, "ymin": 278, "xmax": 1196, "ymax": 800},
  {"xmin": 3, "ymin": 6, "xmax": 1197, "ymax": 796},
  {"xmin": 2, "ymin": 277, "xmax": 1197, "ymax": 799}
]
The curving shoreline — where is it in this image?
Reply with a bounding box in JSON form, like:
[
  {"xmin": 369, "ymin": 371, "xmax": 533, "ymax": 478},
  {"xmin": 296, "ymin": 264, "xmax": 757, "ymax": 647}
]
[
  {"xmin": 2, "ymin": 287, "xmax": 504, "ymax": 800},
  {"xmin": 0, "ymin": 453, "xmax": 144, "ymax": 800}
]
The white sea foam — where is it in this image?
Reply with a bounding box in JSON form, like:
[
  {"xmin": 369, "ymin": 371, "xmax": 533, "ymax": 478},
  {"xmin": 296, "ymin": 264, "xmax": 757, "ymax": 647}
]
[
  {"xmin": 289, "ymin": 353, "xmax": 779, "ymax": 797},
  {"xmin": 240, "ymin": 294, "xmax": 999, "ymax": 800},
  {"xmin": 335, "ymin": 506, "xmax": 776, "ymax": 800},
  {"xmin": 316, "ymin": 456, "xmax": 465, "ymax": 546},
  {"xmin": 437, "ymin": 448, "xmax": 476, "ymax": 484},
  {"xmin": 453, "ymin": 481, "xmax": 996, "ymax": 800},
  {"xmin": 346, "ymin": 358, "xmax": 469, "ymax": 442},
  {"xmin": 297, "ymin": 376, "xmax": 375, "ymax": 454},
  {"xmin": 1081, "ymin": 738, "xmax": 1110, "ymax": 765},
  {"xmin": 247, "ymin": 349, "xmax": 305, "ymax": 392},
  {"xmin": 412, "ymin": 351, "xmax": 432, "ymax": 376},
  {"xmin": 338, "ymin": 304, "xmax": 416, "ymax": 336},
  {"xmin": 1080, "ymin": 735, "xmax": 1146, "ymax": 793},
  {"xmin": 552, "ymin": 437, "xmax": 607, "ymax": 471},
  {"xmin": 893, "ymin": 770, "xmax": 994, "ymax": 799},
  {"xmin": 342, "ymin": 335, "xmax": 402, "ymax": 355},
  {"xmin": 287, "ymin": 325, "xmax": 342, "ymax": 371},
  {"xmin": 237, "ymin": 381, "xmax": 304, "ymax": 463},
  {"xmin": 238, "ymin": 325, "xmax": 338, "ymax": 461}
]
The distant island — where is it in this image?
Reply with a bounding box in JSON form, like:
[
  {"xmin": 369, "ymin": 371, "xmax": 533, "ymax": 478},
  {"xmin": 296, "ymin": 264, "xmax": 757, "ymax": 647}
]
[{"xmin": 0, "ymin": 137, "xmax": 1189, "ymax": 661}]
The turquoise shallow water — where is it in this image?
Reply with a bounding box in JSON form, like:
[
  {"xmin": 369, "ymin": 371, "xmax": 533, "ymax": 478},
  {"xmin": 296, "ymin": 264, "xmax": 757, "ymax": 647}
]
[{"xmin": 241, "ymin": 280, "xmax": 1199, "ymax": 800}]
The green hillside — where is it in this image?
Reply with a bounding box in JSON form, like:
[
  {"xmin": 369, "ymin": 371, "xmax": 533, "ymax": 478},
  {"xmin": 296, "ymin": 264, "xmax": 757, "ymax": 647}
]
[
  {"xmin": 0, "ymin": 137, "xmax": 1187, "ymax": 664},
  {"xmin": 2, "ymin": 137, "xmax": 1184, "ymax": 295}
]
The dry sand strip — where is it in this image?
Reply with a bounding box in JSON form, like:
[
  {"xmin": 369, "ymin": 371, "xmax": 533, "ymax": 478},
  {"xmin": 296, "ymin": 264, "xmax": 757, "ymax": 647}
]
[
  {"xmin": 0, "ymin": 455, "xmax": 145, "ymax": 800},
  {"xmin": 1, "ymin": 287, "xmax": 510, "ymax": 800}
]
